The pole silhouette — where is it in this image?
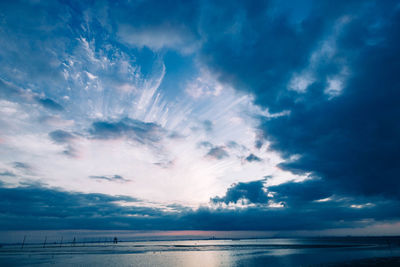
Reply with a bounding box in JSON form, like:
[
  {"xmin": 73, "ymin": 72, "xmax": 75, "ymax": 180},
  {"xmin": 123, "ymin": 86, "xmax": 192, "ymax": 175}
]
[{"xmin": 21, "ymin": 235, "xmax": 26, "ymax": 249}]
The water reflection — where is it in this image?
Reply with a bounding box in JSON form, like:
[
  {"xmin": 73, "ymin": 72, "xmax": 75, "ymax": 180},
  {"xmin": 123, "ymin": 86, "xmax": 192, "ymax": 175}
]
[{"xmin": 0, "ymin": 237, "xmax": 399, "ymax": 266}]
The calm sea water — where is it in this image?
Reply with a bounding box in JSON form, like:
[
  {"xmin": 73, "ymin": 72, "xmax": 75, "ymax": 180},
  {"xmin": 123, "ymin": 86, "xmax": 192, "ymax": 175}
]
[{"xmin": 0, "ymin": 237, "xmax": 399, "ymax": 266}]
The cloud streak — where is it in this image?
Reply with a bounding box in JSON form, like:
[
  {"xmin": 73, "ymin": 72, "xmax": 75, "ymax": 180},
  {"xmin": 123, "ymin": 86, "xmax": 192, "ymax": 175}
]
[{"xmin": 89, "ymin": 175, "xmax": 130, "ymax": 183}]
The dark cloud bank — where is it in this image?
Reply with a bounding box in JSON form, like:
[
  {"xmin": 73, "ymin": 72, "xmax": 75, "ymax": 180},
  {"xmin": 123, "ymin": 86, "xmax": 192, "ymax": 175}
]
[
  {"xmin": 0, "ymin": 0, "xmax": 399, "ymax": 231},
  {"xmin": 1, "ymin": 183, "xmax": 400, "ymax": 231}
]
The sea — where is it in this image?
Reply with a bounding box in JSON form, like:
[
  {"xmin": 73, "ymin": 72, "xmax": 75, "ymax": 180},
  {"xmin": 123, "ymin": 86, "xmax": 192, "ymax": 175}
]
[{"xmin": 0, "ymin": 237, "xmax": 399, "ymax": 266}]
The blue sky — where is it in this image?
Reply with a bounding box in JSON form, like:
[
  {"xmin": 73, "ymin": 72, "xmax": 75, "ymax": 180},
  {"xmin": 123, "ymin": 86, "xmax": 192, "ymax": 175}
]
[{"xmin": 0, "ymin": 0, "xmax": 400, "ymax": 234}]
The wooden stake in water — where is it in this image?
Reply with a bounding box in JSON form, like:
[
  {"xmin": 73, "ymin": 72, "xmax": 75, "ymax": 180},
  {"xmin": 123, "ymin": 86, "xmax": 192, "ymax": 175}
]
[
  {"xmin": 21, "ymin": 235, "xmax": 26, "ymax": 249},
  {"xmin": 43, "ymin": 236, "xmax": 47, "ymax": 248},
  {"xmin": 60, "ymin": 236, "xmax": 63, "ymax": 247}
]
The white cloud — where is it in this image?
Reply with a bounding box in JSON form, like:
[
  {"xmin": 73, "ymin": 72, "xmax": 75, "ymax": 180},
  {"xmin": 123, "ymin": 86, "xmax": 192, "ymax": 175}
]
[
  {"xmin": 325, "ymin": 77, "xmax": 343, "ymax": 98},
  {"xmin": 288, "ymin": 72, "xmax": 315, "ymax": 93},
  {"xmin": 185, "ymin": 69, "xmax": 224, "ymax": 99},
  {"xmin": 287, "ymin": 16, "xmax": 351, "ymax": 95}
]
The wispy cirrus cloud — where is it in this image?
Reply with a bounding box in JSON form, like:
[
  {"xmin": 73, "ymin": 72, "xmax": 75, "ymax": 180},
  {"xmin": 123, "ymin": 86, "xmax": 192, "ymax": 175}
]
[{"xmin": 89, "ymin": 175, "xmax": 130, "ymax": 183}]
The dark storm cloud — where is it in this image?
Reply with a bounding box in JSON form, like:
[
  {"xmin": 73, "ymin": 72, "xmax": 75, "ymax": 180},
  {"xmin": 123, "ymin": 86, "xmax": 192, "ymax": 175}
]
[
  {"xmin": 185, "ymin": 198, "xmax": 400, "ymax": 231},
  {"xmin": 197, "ymin": 0, "xmax": 326, "ymax": 112},
  {"xmin": 89, "ymin": 175, "xmax": 130, "ymax": 183},
  {"xmin": 89, "ymin": 118, "xmax": 166, "ymax": 144},
  {"xmin": 192, "ymin": 0, "xmax": 400, "ymax": 200},
  {"xmin": 1, "ymin": 183, "xmax": 400, "ymax": 231},
  {"xmin": 196, "ymin": 0, "xmax": 392, "ymax": 111},
  {"xmin": 207, "ymin": 178, "xmax": 400, "ymax": 230},
  {"xmin": 259, "ymin": 5, "xmax": 400, "ymax": 199},
  {"xmin": 0, "ymin": 184, "xmax": 194, "ymax": 230},
  {"xmin": 267, "ymin": 179, "xmax": 333, "ymax": 206},
  {"xmin": 212, "ymin": 178, "xmax": 332, "ymax": 207},
  {"xmin": 211, "ymin": 179, "xmax": 269, "ymax": 204},
  {"xmin": 0, "ymin": 185, "xmax": 165, "ymax": 230},
  {"xmin": 206, "ymin": 146, "xmax": 229, "ymax": 160}
]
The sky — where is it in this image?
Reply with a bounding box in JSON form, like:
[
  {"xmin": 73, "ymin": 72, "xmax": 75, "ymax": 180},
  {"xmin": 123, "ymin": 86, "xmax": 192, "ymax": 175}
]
[{"xmin": 0, "ymin": 0, "xmax": 399, "ymax": 234}]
